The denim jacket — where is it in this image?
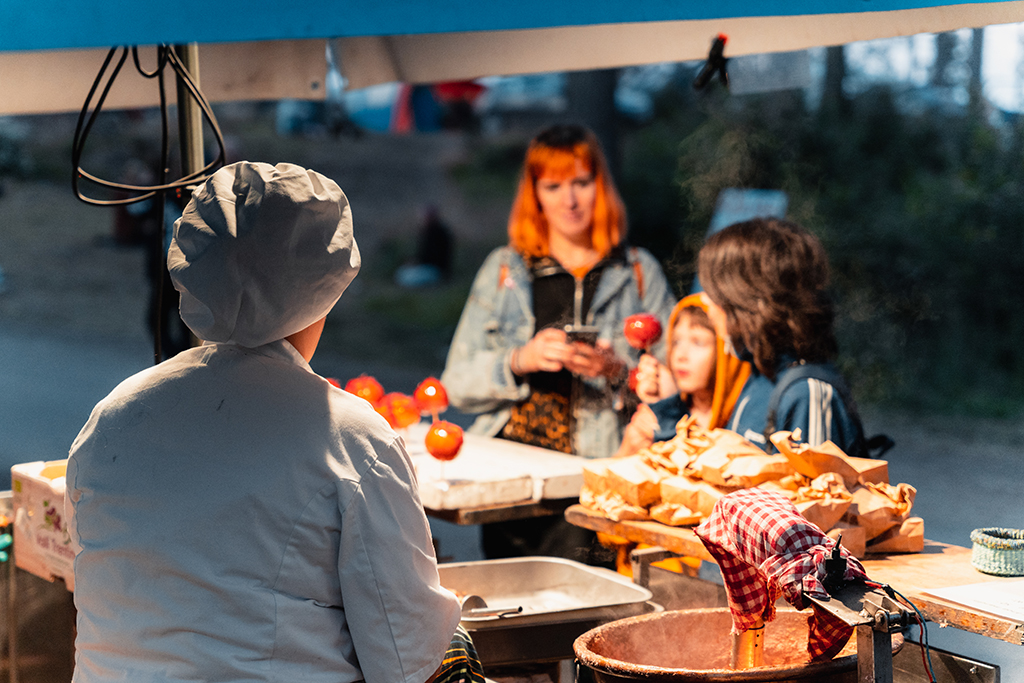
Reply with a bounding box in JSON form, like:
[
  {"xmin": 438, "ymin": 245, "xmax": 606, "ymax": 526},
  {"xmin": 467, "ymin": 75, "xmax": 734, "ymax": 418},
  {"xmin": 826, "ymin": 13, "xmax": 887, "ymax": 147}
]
[{"xmin": 441, "ymin": 245, "xmax": 676, "ymax": 459}]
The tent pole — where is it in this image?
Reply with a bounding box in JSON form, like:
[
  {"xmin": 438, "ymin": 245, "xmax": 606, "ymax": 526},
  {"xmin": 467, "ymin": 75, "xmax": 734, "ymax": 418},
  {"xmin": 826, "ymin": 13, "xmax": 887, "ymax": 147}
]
[
  {"xmin": 173, "ymin": 43, "xmax": 204, "ymax": 349},
  {"xmin": 174, "ymin": 43, "xmax": 205, "ymax": 180}
]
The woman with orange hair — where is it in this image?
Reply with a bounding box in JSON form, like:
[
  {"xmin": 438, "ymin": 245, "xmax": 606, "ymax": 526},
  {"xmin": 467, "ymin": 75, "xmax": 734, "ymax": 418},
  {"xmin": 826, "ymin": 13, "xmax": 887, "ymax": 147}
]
[{"xmin": 441, "ymin": 124, "xmax": 675, "ymax": 559}]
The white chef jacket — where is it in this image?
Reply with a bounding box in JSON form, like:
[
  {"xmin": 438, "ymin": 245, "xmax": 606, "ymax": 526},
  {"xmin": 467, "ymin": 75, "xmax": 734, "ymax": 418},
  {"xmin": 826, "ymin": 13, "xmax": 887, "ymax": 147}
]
[{"xmin": 66, "ymin": 340, "xmax": 461, "ymax": 683}]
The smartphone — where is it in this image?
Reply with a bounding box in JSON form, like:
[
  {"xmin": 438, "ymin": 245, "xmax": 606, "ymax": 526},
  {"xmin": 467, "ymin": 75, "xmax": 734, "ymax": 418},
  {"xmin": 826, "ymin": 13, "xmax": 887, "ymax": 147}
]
[{"xmin": 564, "ymin": 324, "xmax": 600, "ymax": 345}]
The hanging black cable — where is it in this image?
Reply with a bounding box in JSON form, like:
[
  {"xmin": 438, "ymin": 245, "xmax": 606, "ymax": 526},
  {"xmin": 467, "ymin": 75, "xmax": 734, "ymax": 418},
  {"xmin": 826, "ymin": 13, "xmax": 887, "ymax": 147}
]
[
  {"xmin": 71, "ymin": 45, "xmax": 227, "ymax": 364},
  {"xmin": 71, "ymin": 45, "xmax": 226, "ymax": 206}
]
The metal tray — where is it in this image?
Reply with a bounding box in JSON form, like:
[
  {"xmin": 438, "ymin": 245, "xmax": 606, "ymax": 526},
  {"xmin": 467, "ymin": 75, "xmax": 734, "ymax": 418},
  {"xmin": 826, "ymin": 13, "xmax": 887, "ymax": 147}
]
[
  {"xmin": 439, "ymin": 556, "xmax": 660, "ymax": 666},
  {"xmin": 439, "ymin": 556, "xmax": 654, "ymax": 627}
]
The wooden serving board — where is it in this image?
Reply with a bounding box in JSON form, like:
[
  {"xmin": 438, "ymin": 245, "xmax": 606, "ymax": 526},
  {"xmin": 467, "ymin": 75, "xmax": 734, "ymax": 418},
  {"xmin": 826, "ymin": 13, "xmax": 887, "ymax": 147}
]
[{"xmin": 564, "ymin": 504, "xmax": 1024, "ymax": 645}]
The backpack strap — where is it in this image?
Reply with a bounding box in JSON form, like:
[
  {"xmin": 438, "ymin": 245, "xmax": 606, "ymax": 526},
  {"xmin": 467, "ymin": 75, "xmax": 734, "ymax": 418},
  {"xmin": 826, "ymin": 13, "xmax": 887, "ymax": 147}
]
[{"xmin": 764, "ymin": 362, "xmax": 877, "ymax": 459}]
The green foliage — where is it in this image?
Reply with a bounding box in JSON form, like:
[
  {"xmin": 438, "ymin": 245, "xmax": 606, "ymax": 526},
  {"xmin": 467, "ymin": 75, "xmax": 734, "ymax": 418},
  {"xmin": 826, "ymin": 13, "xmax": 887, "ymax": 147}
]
[{"xmin": 622, "ymin": 81, "xmax": 1024, "ymax": 416}]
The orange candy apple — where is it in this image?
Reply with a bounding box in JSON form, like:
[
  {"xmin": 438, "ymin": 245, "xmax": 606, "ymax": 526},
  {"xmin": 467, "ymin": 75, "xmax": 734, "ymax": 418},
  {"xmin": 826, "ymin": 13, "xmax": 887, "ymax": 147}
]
[
  {"xmin": 623, "ymin": 313, "xmax": 663, "ymax": 350},
  {"xmin": 414, "ymin": 377, "xmax": 449, "ymax": 416},
  {"xmin": 383, "ymin": 392, "xmax": 421, "ymax": 429},
  {"xmin": 374, "ymin": 401, "xmax": 397, "ymax": 428},
  {"xmin": 425, "ymin": 421, "xmax": 464, "ymax": 461},
  {"xmin": 345, "ymin": 375, "xmax": 385, "ymax": 405}
]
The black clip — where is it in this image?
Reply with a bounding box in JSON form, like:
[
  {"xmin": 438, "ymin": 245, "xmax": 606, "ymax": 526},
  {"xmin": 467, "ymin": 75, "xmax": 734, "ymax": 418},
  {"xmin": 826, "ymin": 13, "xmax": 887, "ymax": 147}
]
[
  {"xmin": 822, "ymin": 535, "xmax": 848, "ymax": 596},
  {"xmin": 693, "ymin": 34, "xmax": 729, "ymax": 91}
]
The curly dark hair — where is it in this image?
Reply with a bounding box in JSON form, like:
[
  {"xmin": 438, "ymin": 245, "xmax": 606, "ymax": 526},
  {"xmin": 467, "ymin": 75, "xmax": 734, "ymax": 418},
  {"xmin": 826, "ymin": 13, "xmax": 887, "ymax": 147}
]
[{"xmin": 697, "ymin": 218, "xmax": 837, "ymax": 379}]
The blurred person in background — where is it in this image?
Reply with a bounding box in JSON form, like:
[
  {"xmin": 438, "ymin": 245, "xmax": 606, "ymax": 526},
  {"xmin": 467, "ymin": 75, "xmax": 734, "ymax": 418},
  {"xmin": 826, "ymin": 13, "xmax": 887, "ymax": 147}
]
[
  {"xmin": 616, "ymin": 293, "xmax": 751, "ymax": 458},
  {"xmin": 697, "ymin": 218, "xmax": 868, "ymax": 457},
  {"xmin": 441, "ymin": 124, "xmax": 675, "ymax": 560}
]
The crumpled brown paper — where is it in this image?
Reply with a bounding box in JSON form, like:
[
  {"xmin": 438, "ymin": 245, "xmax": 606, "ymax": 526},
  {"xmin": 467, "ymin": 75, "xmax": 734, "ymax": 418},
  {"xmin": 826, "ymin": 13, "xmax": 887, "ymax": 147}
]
[
  {"xmin": 866, "ymin": 516, "xmax": 925, "ymax": 553},
  {"xmin": 842, "ymin": 482, "xmax": 917, "ymax": 540},
  {"xmin": 792, "ymin": 472, "xmax": 854, "ymax": 532}
]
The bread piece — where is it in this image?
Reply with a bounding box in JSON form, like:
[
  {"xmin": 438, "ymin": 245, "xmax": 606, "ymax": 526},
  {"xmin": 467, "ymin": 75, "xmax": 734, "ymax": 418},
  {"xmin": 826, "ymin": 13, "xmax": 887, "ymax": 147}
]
[
  {"xmin": 650, "ymin": 502, "xmax": 702, "ymax": 527},
  {"xmin": 660, "ymin": 476, "xmax": 726, "ymax": 517},
  {"xmin": 580, "ymin": 486, "xmax": 649, "ymax": 522},
  {"xmin": 688, "ymin": 429, "xmax": 768, "ymax": 484},
  {"xmin": 582, "ymin": 458, "xmax": 613, "ymax": 491},
  {"xmin": 606, "ymin": 456, "xmax": 663, "ymax": 508}
]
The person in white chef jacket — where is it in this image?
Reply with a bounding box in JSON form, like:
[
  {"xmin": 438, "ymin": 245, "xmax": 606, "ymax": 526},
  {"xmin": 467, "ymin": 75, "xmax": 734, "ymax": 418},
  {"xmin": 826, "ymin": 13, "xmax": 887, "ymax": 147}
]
[{"xmin": 65, "ymin": 161, "xmax": 477, "ymax": 683}]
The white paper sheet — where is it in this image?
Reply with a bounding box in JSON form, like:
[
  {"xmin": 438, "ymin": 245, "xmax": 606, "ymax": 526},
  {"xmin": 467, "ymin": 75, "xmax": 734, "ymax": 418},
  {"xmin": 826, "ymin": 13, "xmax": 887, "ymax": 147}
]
[{"xmin": 922, "ymin": 578, "xmax": 1024, "ymax": 622}]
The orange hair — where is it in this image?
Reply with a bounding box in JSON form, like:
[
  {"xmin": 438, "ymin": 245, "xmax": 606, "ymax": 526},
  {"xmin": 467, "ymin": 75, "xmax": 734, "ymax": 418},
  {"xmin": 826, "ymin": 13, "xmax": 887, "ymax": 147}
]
[{"xmin": 507, "ymin": 125, "xmax": 626, "ymax": 259}]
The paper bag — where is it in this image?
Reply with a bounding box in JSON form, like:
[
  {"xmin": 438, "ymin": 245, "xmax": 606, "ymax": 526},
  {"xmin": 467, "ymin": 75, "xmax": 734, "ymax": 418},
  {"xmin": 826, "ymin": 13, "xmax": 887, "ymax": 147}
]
[
  {"xmin": 867, "ymin": 517, "xmax": 925, "ymax": 554},
  {"xmin": 827, "ymin": 522, "xmax": 867, "ymax": 559},
  {"xmin": 713, "ymin": 453, "xmax": 793, "ymax": 488},
  {"xmin": 842, "ymin": 482, "xmax": 917, "ymax": 541},
  {"xmin": 792, "ymin": 472, "xmax": 853, "ymax": 531},
  {"xmin": 687, "ymin": 429, "xmax": 765, "ymax": 482},
  {"xmin": 770, "ymin": 431, "xmax": 862, "ymax": 488},
  {"xmin": 796, "ymin": 498, "xmax": 852, "ymax": 534},
  {"xmin": 845, "ymin": 456, "xmax": 889, "ymax": 486},
  {"xmin": 756, "ymin": 479, "xmax": 799, "ymax": 500}
]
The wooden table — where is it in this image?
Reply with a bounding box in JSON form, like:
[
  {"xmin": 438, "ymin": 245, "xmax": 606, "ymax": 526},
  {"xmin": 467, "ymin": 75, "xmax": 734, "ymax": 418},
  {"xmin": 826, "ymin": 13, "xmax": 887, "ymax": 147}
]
[
  {"xmin": 425, "ymin": 497, "xmax": 577, "ymax": 525},
  {"xmin": 565, "ymin": 504, "xmax": 1024, "ymax": 646}
]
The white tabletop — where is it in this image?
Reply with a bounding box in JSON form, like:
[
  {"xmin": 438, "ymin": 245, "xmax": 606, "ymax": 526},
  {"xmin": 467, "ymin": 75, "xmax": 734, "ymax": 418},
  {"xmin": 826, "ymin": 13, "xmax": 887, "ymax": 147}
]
[{"xmin": 402, "ymin": 422, "xmax": 585, "ymax": 512}]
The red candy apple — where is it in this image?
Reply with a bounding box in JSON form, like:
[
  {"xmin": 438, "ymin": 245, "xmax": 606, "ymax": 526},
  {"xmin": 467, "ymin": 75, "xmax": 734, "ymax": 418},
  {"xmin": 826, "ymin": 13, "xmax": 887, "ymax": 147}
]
[
  {"xmin": 384, "ymin": 392, "xmax": 421, "ymax": 429},
  {"xmin": 345, "ymin": 375, "xmax": 385, "ymax": 405},
  {"xmin": 414, "ymin": 377, "xmax": 449, "ymax": 416},
  {"xmin": 623, "ymin": 313, "xmax": 663, "ymax": 350},
  {"xmin": 628, "ymin": 367, "xmax": 640, "ymax": 393},
  {"xmin": 325, "ymin": 377, "xmax": 342, "ymax": 388},
  {"xmin": 425, "ymin": 421, "xmax": 464, "ymax": 461},
  {"xmin": 374, "ymin": 401, "xmax": 397, "ymax": 428}
]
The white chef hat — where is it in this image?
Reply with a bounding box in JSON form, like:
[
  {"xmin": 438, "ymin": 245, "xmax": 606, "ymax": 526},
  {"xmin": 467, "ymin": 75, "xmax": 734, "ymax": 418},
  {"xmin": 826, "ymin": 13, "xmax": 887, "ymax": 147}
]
[{"xmin": 168, "ymin": 161, "xmax": 360, "ymax": 348}]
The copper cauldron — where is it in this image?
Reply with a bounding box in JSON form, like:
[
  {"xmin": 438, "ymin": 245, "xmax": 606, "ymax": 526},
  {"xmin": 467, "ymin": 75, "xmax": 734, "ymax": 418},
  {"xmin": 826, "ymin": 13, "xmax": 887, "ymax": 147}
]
[{"xmin": 574, "ymin": 607, "xmax": 903, "ymax": 682}]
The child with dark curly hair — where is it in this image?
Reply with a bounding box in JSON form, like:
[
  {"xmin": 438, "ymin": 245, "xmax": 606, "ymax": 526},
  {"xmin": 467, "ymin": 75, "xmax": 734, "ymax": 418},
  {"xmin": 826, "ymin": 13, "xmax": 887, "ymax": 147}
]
[{"xmin": 697, "ymin": 218, "xmax": 867, "ymax": 457}]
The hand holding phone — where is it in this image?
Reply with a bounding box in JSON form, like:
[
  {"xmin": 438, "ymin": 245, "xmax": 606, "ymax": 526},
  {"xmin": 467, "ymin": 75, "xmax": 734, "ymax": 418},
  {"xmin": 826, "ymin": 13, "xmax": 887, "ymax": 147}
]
[{"xmin": 564, "ymin": 324, "xmax": 599, "ymax": 346}]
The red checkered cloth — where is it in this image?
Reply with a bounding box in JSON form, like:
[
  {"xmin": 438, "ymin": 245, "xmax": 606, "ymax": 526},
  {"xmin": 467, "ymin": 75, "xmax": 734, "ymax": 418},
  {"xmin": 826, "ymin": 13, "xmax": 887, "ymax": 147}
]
[{"xmin": 694, "ymin": 488, "xmax": 868, "ymax": 661}]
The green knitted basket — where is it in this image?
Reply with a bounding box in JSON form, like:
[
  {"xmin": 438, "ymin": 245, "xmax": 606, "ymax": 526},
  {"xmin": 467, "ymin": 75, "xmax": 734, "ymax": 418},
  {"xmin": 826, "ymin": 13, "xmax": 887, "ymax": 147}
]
[{"xmin": 970, "ymin": 528, "xmax": 1024, "ymax": 576}]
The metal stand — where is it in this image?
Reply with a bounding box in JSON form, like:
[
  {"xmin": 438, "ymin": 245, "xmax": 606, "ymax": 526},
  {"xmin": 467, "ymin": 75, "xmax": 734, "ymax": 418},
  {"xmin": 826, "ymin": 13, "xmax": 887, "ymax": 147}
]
[
  {"xmin": 628, "ymin": 545, "xmax": 909, "ymax": 682},
  {"xmin": 805, "ymin": 583, "xmax": 910, "ymax": 683},
  {"xmin": 629, "ymin": 546, "xmax": 675, "ymax": 588}
]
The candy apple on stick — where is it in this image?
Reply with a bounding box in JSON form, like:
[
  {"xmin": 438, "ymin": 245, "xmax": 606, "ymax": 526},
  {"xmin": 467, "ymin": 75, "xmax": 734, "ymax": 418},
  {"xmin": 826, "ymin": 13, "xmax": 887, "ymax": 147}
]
[
  {"xmin": 344, "ymin": 375, "xmax": 385, "ymax": 405},
  {"xmin": 623, "ymin": 313, "xmax": 663, "ymax": 351},
  {"xmin": 624, "ymin": 314, "xmax": 663, "ymax": 397},
  {"xmin": 425, "ymin": 420, "xmax": 464, "ymax": 480},
  {"xmin": 383, "ymin": 392, "xmax": 421, "ymax": 430},
  {"xmin": 414, "ymin": 377, "xmax": 449, "ymax": 422}
]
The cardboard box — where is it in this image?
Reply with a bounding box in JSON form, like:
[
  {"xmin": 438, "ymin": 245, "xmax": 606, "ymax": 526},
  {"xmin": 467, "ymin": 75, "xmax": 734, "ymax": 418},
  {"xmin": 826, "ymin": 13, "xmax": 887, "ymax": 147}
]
[{"xmin": 11, "ymin": 460, "xmax": 75, "ymax": 590}]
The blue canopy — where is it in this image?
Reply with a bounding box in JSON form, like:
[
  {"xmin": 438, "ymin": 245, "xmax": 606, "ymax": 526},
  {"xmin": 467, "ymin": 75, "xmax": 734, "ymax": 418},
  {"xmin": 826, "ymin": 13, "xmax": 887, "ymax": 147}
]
[
  {"xmin": 2, "ymin": 0, "xmax": 1021, "ymax": 52},
  {"xmin": 2, "ymin": 0, "xmax": 1021, "ymax": 113}
]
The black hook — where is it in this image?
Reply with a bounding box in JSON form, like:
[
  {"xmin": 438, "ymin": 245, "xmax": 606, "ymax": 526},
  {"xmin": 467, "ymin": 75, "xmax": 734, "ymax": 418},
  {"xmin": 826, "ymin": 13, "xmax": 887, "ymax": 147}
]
[{"xmin": 693, "ymin": 34, "xmax": 729, "ymax": 91}]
